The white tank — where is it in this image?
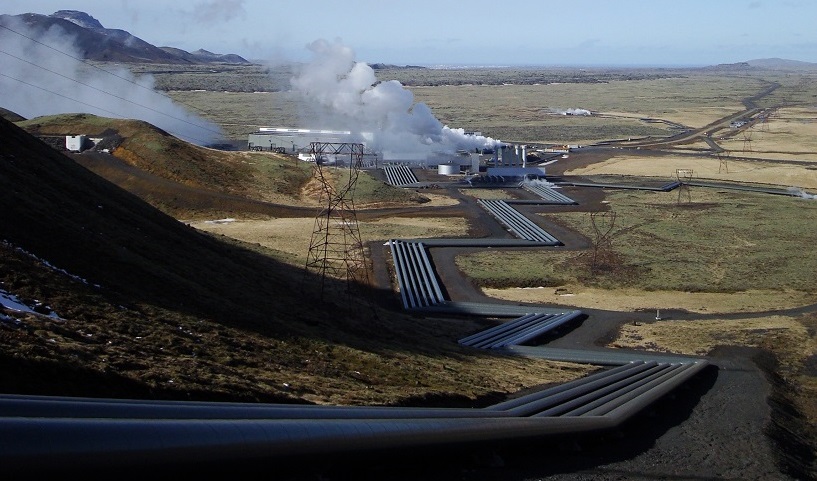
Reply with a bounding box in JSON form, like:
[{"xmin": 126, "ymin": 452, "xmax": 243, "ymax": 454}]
[{"xmin": 438, "ymin": 163, "xmax": 458, "ymax": 175}]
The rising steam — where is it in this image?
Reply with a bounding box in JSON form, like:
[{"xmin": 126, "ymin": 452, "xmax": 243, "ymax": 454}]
[
  {"xmin": 787, "ymin": 187, "xmax": 817, "ymax": 200},
  {"xmin": 549, "ymin": 107, "xmax": 591, "ymax": 116},
  {"xmin": 0, "ymin": 16, "xmax": 223, "ymax": 146},
  {"xmin": 289, "ymin": 39, "xmax": 500, "ymax": 160}
]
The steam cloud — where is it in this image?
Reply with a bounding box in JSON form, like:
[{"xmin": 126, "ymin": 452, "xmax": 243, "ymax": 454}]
[
  {"xmin": 289, "ymin": 39, "xmax": 501, "ymax": 161},
  {"xmin": 550, "ymin": 108, "xmax": 591, "ymax": 116},
  {"xmin": 523, "ymin": 178, "xmax": 559, "ymax": 189},
  {"xmin": 787, "ymin": 187, "xmax": 817, "ymax": 200},
  {"xmin": 0, "ymin": 16, "xmax": 223, "ymax": 146}
]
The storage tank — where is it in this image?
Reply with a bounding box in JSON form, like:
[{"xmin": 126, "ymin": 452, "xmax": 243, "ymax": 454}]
[{"xmin": 438, "ymin": 163, "xmax": 458, "ymax": 175}]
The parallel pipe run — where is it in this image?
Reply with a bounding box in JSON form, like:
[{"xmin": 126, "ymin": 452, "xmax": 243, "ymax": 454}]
[
  {"xmin": 412, "ymin": 241, "xmax": 445, "ymax": 304},
  {"xmin": 474, "ymin": 314, "xmax": 556, "ymax": 349},
  {"xmin": 559, "ymin": 364, "xmax": 686, "ymax": 417},
  {"xmin": 0, "ymin": 415, "xmax": 613, "ymax": 472},
  {"xmin": 0, "ymin": 177, "xmax": 720, "ymax": 474},
  {"xmin": 0, "ymin": 363, "xmax": 710, "ymax": 472},
  {"xmin": 383, "ymin": 165, "xmax": 419, "ymax": 186},
  {"xmin": 389, "ymin": 240, "xmax": 445, "ymax": 309},
  {"xmin": 600, "ymin": 361, "xmax": 707, "ymax": 420},
  {"xmin": 521, "ymin": 184, "xmax": 577, "ymax": 204},
  {"xmin": 492, "ymin": 312, "xmax": 578, "ymax": 348},
  {"xmin": 577, "ymin": 364, "xmax": 692, "ymax": 417},
  {"xmin": 389, "ymin": 165, "xmax": 417, "ymax": 185},
  {"xmin": 388, "ymin": 240, "xmax": 413, "ymax": 309},
  {"xmin": 535, "ymin": 363, "xmax": 674, "ymax": 417},
  {"xmin": 458, "ymin": 313, "xmax": 540, "ymax": 347},
  {"xmin": 392, "ymin": 240, "xmax": 427, "ymax": 308},
  {"xmin": 477, "ymin": 199, "xmax": 560, "ymax": 244},
  {"xmin": 0, "ymin": 394, "xmax": 515, "ymax": 420},
  {"xmin": 485, "ymin": 362, "xmax": 640, "ymax": 411},
  {"xmin": 459, "ymin": 310, "xmax": 583, "ymax": 349},
  {"xmin": 401, "ymin": 241, "xmax": 428, "ymax": 307},
  {"xmin": 497, "ymin": 362, "xmax": 658, "ymax": 416}
]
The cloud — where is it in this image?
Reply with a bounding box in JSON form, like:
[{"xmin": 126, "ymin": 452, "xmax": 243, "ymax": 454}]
[{"xmin": 191, "ymin": 0, "xmax": 247, "ymax": 25}]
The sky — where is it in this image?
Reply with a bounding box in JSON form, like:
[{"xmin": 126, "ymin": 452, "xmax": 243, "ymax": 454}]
[{"xmin": 2, "ymin": 0, "xmax": 817, "ymax": 67}]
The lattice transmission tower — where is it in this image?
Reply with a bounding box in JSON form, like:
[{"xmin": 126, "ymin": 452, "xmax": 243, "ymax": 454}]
[
  {"xmin": 676, "ymin": 168, "xmax": 694, "ymax": 204},
  {"xmin": 717, "ymin": 149, "xmax": 731, "ymax": 173},
  {"xmin": 590, "ymin": 210, "xmax": 616, "ymax": 273},
  {"xmin": 304, "ymin": 142, "xmax": 369, "ymax": 299},
  {"xmin": 742, "ymin": 130, "xmax": 753, "ymax": 152}
]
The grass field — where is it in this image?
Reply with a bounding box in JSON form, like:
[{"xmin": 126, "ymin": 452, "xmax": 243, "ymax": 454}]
[{"xmin": 460, "ymin": 187, "xmax": 817, "ymax": 311}]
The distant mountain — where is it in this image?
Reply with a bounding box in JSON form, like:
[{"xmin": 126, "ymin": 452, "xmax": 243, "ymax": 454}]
[
  {"xmin": 160, "ymin": 47, "xmax": 251, "ymax": 65},
  {"xmin": 369, "ymin": 63, "xmax": 427, "ymax": 70},
  {"xmin": 0, "ymin": 10, "xmax": 250, "ymax": 65},
  {"xmin": 746, "ymin": 58, "xmax": 817, "ymax": 71},
  {"xmin": 703, "ymin": 61, "xmax": 759, "ymax": 72},
  {"xmin": 705, "ymin": 58, "xmax": 817, "ymax": 72}
]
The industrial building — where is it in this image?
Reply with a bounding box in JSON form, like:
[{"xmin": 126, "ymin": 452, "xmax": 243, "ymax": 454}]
[
  {"xmin": 247, "ymin": 127, "xmax": 354, "ymax": 153},
  {"xmin": 247, "ymin": 127, "xmax": 553, "ymax": 180},
  {"xmin": 248, "ymin": 127, "xmax": 495, "ymax": 168}
]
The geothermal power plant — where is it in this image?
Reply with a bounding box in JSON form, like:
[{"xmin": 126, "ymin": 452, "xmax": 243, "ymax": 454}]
[{"xmin": 246, "ymin": 126, "xmax": 571, "ymax": 179}]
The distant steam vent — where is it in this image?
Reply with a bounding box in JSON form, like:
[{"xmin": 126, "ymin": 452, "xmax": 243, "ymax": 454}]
[{"xmin": 547, "ymin": 108, "xmax": 593, "ymax": 116}]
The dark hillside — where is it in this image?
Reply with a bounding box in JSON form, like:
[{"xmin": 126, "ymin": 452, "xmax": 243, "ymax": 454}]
[{"xmin": 0, "ymin": 115, "xmax": 307, "ymax": 329}]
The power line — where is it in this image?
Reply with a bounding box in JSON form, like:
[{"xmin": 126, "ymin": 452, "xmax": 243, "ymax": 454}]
[
  {"xmin": 0, "ymin": 22, "xmax": 235, "ymax": 143},
  {"xmin": 0, "ymin": 72, "xmax": 125, "ymax": 120},
  {"xmin": 0, "ymin": 49, "xmax": 223, "ymax": 139},
  {"xmin": 0, "ymin": 23, "xmax": 213, "ymax": 117},
  {"xmin": 0, "ymin": 72, "xmax": 215, "ymax": 146}
]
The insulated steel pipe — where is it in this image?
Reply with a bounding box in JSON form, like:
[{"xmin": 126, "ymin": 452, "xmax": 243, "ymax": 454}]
[{"xmin": 0, "ymin": 414, "xmax": 614, "ymax": 472}]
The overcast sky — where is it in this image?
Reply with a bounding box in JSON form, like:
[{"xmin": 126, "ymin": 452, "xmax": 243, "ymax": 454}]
[{"xmin": 3, "ymin": 0, "xmax": 817, "ymax": 66}]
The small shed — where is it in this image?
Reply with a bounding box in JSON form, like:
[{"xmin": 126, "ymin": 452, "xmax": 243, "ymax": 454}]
[{"xmin": 65, "ymin": 135, "xmax": 86, "ymax": 152}]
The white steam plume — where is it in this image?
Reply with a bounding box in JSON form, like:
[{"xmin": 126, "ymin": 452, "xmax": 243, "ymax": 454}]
[
  {"xmin": 787, "ymin": 187, "xmax": 817, "ymax": 200},
  {"xmin": 550, "ymin": 107, "xmax": 591, "ymax": 116},
  {"xmin": 0, "ymin": 17, "xmax": 223, "ymax": 146},
  {"xmin": 289, "ymin": 39, "xmax": 501, "ymax": 160},
  {"xmin": 523, "ymin": 177, "xmax": 558, "ymax": 188}
]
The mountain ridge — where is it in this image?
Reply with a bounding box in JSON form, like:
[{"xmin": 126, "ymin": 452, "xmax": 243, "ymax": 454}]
[{"xmin": 0, "ymin": 10, "xmax": 250, "ymax": 65}]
